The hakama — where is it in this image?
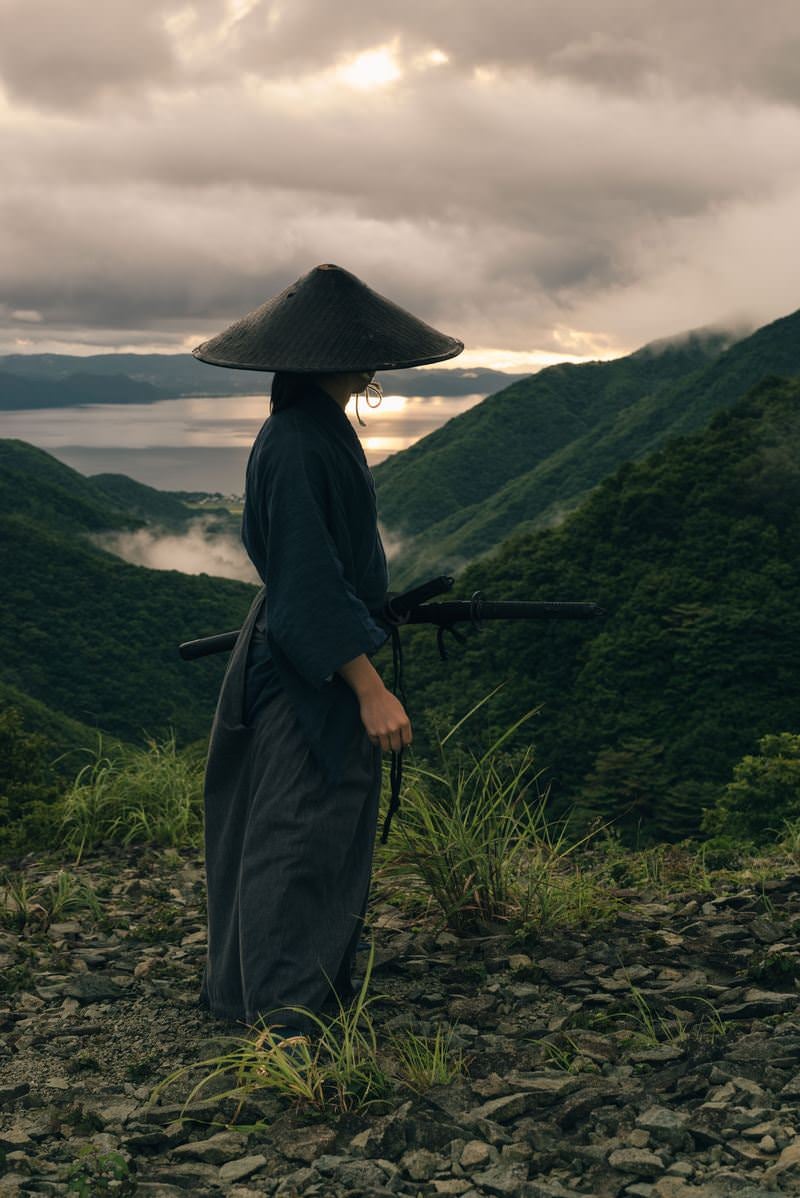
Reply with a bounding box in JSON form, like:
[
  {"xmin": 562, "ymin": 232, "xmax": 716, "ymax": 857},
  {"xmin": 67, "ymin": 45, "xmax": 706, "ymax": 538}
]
[{"xmin": 199, "ymin": 587, "xmax": 382, "ymax": 1030}]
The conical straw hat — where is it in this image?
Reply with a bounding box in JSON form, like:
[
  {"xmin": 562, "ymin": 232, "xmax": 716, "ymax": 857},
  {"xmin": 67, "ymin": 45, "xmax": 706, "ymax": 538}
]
[{"xmin": 192, "ymin": 263, "xmax": 463, "ymax": 373}]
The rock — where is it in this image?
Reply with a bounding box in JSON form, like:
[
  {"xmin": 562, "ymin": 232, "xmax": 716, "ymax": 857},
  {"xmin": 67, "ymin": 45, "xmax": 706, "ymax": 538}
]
[
  {"xmin": 628, "ymin": 1044, "xmax": 685, "ymax": 1063},
  {"xmin": 554, "ymin": 1083, "xmax": 627, "ymax": 1130},
  {"xmin": 277, "ymin": 1122, "xmax": 337, "ymax": 1162},
  {"xmin": 400, "ymin": 1147, "xmax": 443, "ymax": 1180},
  {"xmin": 607, "ymin": 1147, "xmax": 666, "ymax": 1177},
  {"xmin": 329, "ymin": 1157, "xmax": 391, "ymax": 1189},
  {"xmin": 172, "ymin": 1129, "xmax": 248, "ymax": 1163},
  {"xmin": 62, "ymin": 975, "xmax": 130, "ymax": 1002},
  {"xmin": 466, "ymin": 1093, "xmax": 532, "ymax": 1123},
  {"xmin": 461, "ymin": 1140, "xmax": 493, "ymax": 1169},
  {"xmin": 506, "ymin": 1073, "xmax": 583, "ymax": 1105},
  {"xmin": 0, "ymin": 1127, "xmax": 33, "ymax": 1150},
  {"xmin": 763, "ymin": 1135, "xmax": 800, "ymax": 1183},
  {"xmin": 471, "ymin": 1160, "xmax": 529, "ymax": 1195},
  {"xmin": 721, "ymin": 988, "xmax": 796, "ymax": 1018},
  {"xmin": 0, "ymin": 1083, "xmax": 30, "ymax": 1106},
  {"xmin": 433, "ymin": 1181, "xmax": 473, "ymax": 1195},
  {"xmin": 636, "ymin": 1105, "xmax": 689, "ymax": 1149},
  {"xmin": 218, "ymin": 1153, "xmax": 268, "ymax": 1184}
]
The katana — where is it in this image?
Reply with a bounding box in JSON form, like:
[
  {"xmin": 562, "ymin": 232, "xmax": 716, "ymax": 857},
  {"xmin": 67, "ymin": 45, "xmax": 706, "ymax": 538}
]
[
  {"xmin": 177, "ymin": 574, "xmax": 604, "ymax": 662},
  {"xmin": 179, "ymin": 574, "xmax": 605, "ymax": 843}
]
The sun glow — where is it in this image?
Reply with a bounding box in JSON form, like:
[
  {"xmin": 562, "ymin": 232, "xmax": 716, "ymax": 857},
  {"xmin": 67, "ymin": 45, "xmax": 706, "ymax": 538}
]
[{"xmin": 336, "ymin": 45, "xmax": 402, "ymax": 90}]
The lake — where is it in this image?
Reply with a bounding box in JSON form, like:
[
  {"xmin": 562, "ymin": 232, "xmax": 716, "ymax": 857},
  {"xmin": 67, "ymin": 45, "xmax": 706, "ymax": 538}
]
[{"xmin": 1, "ymin": 392, "xmax": 485, "ymax": 493}]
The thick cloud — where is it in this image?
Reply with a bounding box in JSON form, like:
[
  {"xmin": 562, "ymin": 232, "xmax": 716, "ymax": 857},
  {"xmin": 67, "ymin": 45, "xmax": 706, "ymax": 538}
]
[{"xmin": 0, "ymin": 2, "xmax": 799, "ymax": 359}]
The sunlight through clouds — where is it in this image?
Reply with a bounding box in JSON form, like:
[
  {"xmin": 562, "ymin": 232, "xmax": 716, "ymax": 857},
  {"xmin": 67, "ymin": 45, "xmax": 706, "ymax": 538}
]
[{"xmin": 335, "ymin": 44, "xmax": 402, "ymax": 90}]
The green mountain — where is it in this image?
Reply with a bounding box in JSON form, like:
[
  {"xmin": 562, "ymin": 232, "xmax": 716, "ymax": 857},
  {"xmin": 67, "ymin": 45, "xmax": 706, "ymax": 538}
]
[
  {"xmin": 377, "ymin": 311, "xmax": 800, "ymax": 587},
  {"xmin": 398, "ymin": 375, "xmax": 800, "ymax": 848},
  {"xmin": 90, "ymin": 472, "xmax": 210, "ymax": 529},
  {"xmin": 0, "ymin": 441, "xmax": 255, "ymax": 746}
]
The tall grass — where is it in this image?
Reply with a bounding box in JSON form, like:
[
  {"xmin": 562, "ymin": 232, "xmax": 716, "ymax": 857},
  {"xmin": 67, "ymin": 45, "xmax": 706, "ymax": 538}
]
[
  {"xmin": 379, "ymin": 688, "xmax": 618, "ymax": 933},
  {"xmin": 58, "ymin": 732, "xmax": 204, "ymax": 862}
]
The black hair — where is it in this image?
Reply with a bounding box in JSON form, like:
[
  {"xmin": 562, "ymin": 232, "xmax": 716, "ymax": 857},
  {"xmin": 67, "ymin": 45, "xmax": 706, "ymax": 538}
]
[{"xmin": 269, "ymin": 371, "xmax": 306, "ymax": 414}]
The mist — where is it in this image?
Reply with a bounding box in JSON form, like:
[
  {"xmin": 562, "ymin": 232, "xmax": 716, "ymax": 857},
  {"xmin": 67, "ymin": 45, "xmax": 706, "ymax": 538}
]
[{"xmin": 92, "ymin": 517, "xmax": 260, "ymax": 584}]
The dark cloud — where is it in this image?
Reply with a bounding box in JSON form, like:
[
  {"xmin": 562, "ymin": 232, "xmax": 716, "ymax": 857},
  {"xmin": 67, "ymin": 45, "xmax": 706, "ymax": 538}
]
[
  {"xmin": 0, "ymin": 0, "xmax": 178, "ymax": 111},
  {"xmin": 0, "ymin": 2, "xmax": 799, "ymax": 358}
]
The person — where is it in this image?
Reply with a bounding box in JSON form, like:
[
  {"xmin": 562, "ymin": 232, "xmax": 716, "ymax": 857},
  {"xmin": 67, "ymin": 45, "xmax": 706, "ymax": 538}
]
[{"xmin": 191, "ymin": 263, "xmax": 463, "ymax": 1037}]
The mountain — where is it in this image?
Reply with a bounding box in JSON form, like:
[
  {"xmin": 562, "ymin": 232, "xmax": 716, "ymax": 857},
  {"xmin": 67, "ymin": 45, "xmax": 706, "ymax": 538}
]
[
  {"xmin": 0, "ymin": 441, "xmax": 255, "ymax": 745},
  {"xmin": 397, "ymin": 375, "xmax": 800, "ymax": 848},
  {"xmin": 376, "ymin": 311, "xmax": 800, "ymax": 587},
  {"xmin": 0, "ymin": 369, "xmax": 168, "ymax": 410},
  {"xmin": 0, "ymin": 352, "xmax": 525, "ymax": 405}
]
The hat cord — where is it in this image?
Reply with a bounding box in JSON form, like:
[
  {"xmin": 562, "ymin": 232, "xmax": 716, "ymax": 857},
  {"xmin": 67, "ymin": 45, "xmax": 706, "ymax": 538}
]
[{"xmin": 354, "ymin": 379, "xmax": 384, "ymax": 427}]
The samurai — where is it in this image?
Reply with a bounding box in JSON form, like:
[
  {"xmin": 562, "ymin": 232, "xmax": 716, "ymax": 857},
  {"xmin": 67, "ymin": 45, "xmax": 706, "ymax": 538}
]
[{"xmin": 191, "ymin": 263, "xmax": 464, "ymax": 1037}]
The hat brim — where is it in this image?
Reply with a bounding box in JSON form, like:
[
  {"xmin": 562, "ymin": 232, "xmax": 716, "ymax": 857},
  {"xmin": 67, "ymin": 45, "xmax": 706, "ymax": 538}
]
[{"xmin": 191, "ymin": 263, "xmax": 464, "ymax": 374}]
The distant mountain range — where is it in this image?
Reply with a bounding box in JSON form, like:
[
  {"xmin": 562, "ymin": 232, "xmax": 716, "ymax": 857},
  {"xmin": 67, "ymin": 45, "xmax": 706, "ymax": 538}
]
[
  {"xmin": 0, "ymin": 351, "xmax": 525, "ymax": 408},
  {"xmin": 375, "ymin": 310, "xmax": 800, "ymax": 586}
]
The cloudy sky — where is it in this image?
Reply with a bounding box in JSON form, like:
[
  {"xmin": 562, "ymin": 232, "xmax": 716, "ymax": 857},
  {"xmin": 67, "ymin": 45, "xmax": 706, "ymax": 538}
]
[{"xmin": 2, "ymin": 0, "xmax": 800, "ymax": 368}]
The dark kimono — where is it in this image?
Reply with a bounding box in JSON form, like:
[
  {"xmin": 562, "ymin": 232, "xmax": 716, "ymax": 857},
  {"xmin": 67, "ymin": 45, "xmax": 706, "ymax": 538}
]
[{"xmin": 199, "ymin": 381, "xmax": 391, "ymax": 1029}]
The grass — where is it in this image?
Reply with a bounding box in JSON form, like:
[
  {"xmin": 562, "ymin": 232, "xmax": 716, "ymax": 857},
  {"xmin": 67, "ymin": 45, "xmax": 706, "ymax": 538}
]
[
  {"xmin": 58, "ymin": 731, "xmax": 204, "ymax": 862},
  {"xmin": 377, "ymin": 687, "xmax": 620, "ymax": 934},
  {"xmin": 387, "ymin": 1024, "xmax": 467, "ymax": 1092},
  {"xmin": 0, "ymin": 867, "xmax": 101, "ymax": 931},
  {"xmin": 151, "ymin": 942, "xmax": 467, "ymax": 1118},
  {"xmin": 584, "ymin": 965, "xmax": 731, "ymax": 1054}
]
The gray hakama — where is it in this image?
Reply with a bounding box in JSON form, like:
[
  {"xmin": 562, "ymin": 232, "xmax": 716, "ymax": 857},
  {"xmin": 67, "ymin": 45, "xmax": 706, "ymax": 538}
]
[
  {"xmin": 198, "ymin": 383, "xmax": 393, "ymax": 1032},
  {"xmin": 199, "ymin": 586, "xmax": 383, "ymax": 1031}
]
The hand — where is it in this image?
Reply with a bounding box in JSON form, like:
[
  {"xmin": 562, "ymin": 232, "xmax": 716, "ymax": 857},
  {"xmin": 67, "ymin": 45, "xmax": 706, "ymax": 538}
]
[{"xmin": 358, "ymin": 686, "xmax": 412, "ymax": 753}]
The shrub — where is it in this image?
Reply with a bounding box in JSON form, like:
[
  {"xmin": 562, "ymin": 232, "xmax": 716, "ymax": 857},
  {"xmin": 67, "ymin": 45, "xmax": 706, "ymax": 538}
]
[{"xmin": 700, "ymin": 732, "xmax": 800, "ymax": 846}]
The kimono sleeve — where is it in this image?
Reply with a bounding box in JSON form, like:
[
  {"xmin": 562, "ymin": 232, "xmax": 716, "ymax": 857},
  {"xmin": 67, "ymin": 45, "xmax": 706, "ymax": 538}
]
[{"xmin": 263, "ymin": 434, "xmax": 388, "ymax": 690}]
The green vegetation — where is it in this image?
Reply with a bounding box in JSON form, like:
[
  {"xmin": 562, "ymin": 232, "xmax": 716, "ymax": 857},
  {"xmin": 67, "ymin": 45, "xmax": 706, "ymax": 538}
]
[
  {"xmin": 377, "ymin": 311, "xmax": 800, "ymax": 586},
  {"xmin": 701, "ymin": 732, "xmax": 800, "ymax": 844},
  {"xmin": 0, "ymin": 867, "xmax": 101, "ymax": 931},
  {"xmin": 153, "ymin": 942, "xmax": 465, "ymax": 1117},
  {"xmin": 0, "ymin": 439, "xmax": 254, "ymax": 748},
  {"xmin": 380, "ymin": 690, "xmax": 618, "ymax": 933},
  {"xmin": 398, "ymin": 376, "xmax": 800, "ymax": 847},
  {"xmin": 59, "ymin": 733, "xmax": 205, "ymax": 863}
]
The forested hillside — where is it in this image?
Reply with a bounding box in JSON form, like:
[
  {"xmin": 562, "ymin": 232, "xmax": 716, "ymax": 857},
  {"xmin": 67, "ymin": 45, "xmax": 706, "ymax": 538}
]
[
  {"xmin": 0, "ymin": 441, "xmax": 255, "ymax": 746},
  {"xmin": 377, "ymin": 310, "xmax": 800, "ymax": 587},
  {"xmin": 399, "ymin": 376, "xmax": 800, "ymax": 847}
]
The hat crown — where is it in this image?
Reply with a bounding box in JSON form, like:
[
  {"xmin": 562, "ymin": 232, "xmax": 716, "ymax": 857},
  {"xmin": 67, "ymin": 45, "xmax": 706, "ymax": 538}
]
[{"xmin": 192, "ymin": 264, "xmax": 463, "ymax": 374}]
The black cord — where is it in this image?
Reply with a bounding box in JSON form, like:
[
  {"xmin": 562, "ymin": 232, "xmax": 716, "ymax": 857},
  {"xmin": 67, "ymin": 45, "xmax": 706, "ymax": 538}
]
[{"xmin": 381, "ymin": 622, "xmax": 407, "ymax": 844}]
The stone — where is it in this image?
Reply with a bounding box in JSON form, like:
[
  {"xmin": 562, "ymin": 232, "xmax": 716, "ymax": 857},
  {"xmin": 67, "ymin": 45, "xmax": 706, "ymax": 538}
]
[
  {"xmin": 218, "ymin": 1154, "xmax": 268, "ymax": 1184},
  {"xmin": 0, "ymin": 1083, "xmax": 30, "ymax": 1106},
  {"xmin": 555, "ymin": 1084, "xmax": 626, "ymax": 1130},
  {"xmin": 607, "ymin": 1148, "xmax": 666, "ymax": 1177},
  {"xmin": 400, "ymin": 1147, "xmax": 443, "ymax": 1180},
  {"xmin": 471, "ymin": 1160, "xmax": 529, "ymax": 1195},
  {"xmin": 461, "ymin": 1140, "xmax": 492, "ymax": 1169},
  {"xmin": 763, "ymin": 1135, "xmax": 800, "ymax": 1183},
  {"xmin": 0, "ymin": 1127, "xmax": 33, "ymax": 1150},
  {"xmin": 467, "ymin": 1093, "xmax": 532, "ymax": 1123},
  {"xmin": 636, "ymin": 1105, "xmax": 689, "ymax": 1149},
  {"xmin": 277, "ymin": 1123, "xmax": 337, "ymax": 1163},
  {"xmin": 172, "ymin": 1129, "xmax": 248, "ymax": 1163}
]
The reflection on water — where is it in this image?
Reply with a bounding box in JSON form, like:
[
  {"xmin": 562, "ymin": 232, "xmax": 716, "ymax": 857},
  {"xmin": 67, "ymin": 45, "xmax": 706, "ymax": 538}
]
[{"xmin": 0, "ymin": 393, "xmax": 485, "ymax": 491}]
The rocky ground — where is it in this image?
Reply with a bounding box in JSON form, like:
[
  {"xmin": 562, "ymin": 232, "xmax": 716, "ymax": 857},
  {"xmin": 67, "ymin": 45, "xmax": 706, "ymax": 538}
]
[{"xmin": 1, "ymin": 845, "xmax": 800, "ymax": 1197}]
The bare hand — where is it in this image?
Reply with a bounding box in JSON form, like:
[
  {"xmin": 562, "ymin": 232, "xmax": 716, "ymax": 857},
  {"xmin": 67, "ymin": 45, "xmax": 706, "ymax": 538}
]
[{"xmin": 359, "ymin": 686, "xmax": 412, "ymax": 753}]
